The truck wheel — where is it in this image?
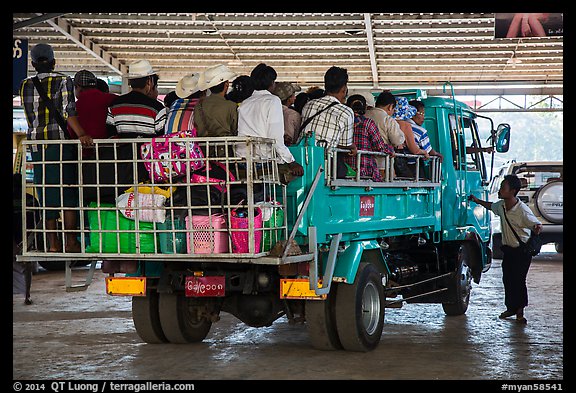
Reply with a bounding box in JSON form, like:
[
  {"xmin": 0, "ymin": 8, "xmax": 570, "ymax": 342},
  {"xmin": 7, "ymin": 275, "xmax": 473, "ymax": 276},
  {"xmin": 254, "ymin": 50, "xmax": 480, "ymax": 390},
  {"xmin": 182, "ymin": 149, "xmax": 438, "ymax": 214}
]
[
  {"xmin": 334, "ymin": 262, "xmax": 385, "ymax": 352},
  {"xmin": 305, "ymin": 284, "xmax": 342, "ymax": 351},
  {"xmin": 132, "ymin": 291, "xmax": 167, "ymax": 344},
  {"xmin": 442, "ymin": 244, "xmax": 473, "ymax": 316},
  {"xmin": 158, "ymin": 293, "xmax": 212, "ymax": 344}
]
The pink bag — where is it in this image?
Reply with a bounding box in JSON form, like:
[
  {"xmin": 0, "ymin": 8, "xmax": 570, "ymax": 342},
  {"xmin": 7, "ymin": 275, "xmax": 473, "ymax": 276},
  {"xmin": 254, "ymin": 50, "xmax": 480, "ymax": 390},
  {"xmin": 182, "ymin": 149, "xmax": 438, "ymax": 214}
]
[
  {"xmin": 230, "ymin": 207, "xmax": 263, "ymax": 253},
  {"xmin": 140, "ymin": 130, "xmax": 205, "ymax": 183},
  {"xmin": 190, "ymin": 161, "xmax": 236, "ymax": 193}
]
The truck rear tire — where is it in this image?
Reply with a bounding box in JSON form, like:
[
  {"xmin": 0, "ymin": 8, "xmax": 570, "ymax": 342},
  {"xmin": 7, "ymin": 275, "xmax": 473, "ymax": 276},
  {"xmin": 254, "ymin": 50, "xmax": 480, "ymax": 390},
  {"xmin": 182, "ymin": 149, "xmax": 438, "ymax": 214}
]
[
  {"xmin": 334, "ymin": 262, "xmax": 385, "ymax": 352},
  {"xmin": 305, "ymin": 285, "xmax": 342, "ymax": 351},
  {"xmin": 158, "ymin": 293, "xmax": 212, "ymax": 344},
  {"xmin": 132, "ymin": 291, "xmax": 168, "ymax": 344},
  {"xmin": 442, "ymin": 243, "xmax": 473, "ymax": 316}
]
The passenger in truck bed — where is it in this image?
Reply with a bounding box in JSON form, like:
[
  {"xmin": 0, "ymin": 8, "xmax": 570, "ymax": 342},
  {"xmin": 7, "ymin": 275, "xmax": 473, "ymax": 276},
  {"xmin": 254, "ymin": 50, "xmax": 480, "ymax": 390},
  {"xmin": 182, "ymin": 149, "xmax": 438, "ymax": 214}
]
[
  {"xmin": 344, "ymin": 94, "xmax": 394, "ymax": 181},
  {"xmin": 164, "ymin": 73, "xmax": 206, "ymax": 134},
  {"xmin": 194, "ymin": 64, "xmax": 239, "ymax": 138},
  {"xmin": 236, "ymin": 63, "xmax": 304, "ymax": 184},
  {"xmin": 393, "ymin": 96, "xmax": 429, "ymax": 178},
  {"xmin": 106, "ymin": 59, "xmax": 166, "ymax": 138},
  {"xmin": 300, "ymin": 66, "xmax": 357, "ymax": 178},
  {"xmin": 19, "ymin": 43, "xmax": 85, "ymax": 253}
]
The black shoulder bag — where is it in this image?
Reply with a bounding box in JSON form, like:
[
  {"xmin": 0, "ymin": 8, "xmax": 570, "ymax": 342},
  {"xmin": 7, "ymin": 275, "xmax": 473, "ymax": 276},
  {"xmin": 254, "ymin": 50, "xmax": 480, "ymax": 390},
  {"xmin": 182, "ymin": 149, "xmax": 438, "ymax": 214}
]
[
  {"xmin": 298, "ymin": 101, "xmax": 338, "ymax": 136},
  {"xmin": 502, "ymin": 208, "xmax": 542, "ymax": 257},
  {"xmin": 31, "ymin": 76, "xmax": 70, "ymax": 137},
  {"xmin": 298, "ymin": 101, "xmax": 354, "ymax": 177}
]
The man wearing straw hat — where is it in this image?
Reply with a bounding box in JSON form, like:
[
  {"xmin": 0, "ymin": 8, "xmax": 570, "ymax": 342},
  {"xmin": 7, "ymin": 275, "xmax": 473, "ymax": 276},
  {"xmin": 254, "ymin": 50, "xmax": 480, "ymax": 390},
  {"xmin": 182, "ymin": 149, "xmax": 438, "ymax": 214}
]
[
  {"xmin": 194, "ymin": 64, "xmax": 239, "ymax": 138},
  {"xmin": 104, "ymin": 59, "xmax": 167, "ymax": 189},
  {"xmin": 106, "ymin": 59, "xmax": 166, "ymax": 138},
  {"xmin": 164, "ymin": 73, "xmax": 206, "ymax": 134}
]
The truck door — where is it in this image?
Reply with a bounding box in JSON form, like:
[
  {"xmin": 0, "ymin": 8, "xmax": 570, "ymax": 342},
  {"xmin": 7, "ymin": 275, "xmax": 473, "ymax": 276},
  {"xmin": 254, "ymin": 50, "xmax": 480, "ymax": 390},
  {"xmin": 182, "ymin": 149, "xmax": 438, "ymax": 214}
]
[{"xmin": 448, "ymin": 114, "xmax": 490, "ymax": 231}]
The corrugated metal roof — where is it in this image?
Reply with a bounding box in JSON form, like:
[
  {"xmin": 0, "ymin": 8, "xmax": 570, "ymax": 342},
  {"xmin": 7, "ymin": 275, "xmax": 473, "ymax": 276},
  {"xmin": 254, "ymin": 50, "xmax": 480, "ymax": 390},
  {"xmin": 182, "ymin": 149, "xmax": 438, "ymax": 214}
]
[{"xmin": 13, "ymin": 12, "xmax": 563, "ymax": 94}]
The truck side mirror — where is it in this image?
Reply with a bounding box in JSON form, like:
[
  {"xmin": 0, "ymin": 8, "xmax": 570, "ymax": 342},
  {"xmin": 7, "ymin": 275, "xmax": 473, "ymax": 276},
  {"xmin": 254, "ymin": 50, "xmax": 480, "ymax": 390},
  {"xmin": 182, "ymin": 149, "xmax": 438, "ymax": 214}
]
[{"xmin": 495, "ymin": 123, "xmax": 511, "ymax": 153}]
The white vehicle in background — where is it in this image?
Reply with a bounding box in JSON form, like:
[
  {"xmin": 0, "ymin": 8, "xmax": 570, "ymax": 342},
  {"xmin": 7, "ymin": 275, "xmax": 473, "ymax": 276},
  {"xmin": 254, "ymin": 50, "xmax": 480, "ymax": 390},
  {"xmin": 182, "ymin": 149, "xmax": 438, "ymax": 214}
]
[{"xmin": 489, "ymin": 160, "xmax": 563, "ymax": 259}]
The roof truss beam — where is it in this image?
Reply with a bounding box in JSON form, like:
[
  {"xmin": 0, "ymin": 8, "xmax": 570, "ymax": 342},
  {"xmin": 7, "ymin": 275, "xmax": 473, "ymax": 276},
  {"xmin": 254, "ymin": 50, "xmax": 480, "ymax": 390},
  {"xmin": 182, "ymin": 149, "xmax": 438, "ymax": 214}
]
[
  {"xmin": 38, "ymin": 14, "xmax": 126, "ymax": 76},
  {"xmin": 13, "ymin": 13, "xmax": 66, "ymax": 30},
  {"xmin": 364, "ymin": 13, "xmax": 379, "ymax": 89}
]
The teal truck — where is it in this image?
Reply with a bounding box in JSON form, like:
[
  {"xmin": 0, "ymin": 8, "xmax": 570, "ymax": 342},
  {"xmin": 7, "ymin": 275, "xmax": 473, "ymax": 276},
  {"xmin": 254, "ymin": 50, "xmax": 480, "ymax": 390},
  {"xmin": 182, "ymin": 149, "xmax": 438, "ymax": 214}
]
[{"xmin": 17, "ymin": 86, "xmax": 510, "ymax": 352}]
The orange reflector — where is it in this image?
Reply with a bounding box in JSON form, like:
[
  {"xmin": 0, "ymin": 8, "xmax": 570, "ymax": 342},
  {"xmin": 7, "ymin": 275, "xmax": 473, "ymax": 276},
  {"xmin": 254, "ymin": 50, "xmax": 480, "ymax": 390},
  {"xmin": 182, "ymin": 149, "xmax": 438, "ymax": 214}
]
[
  {"xmin": 280, "ymin": 278, "xmax": 326, "ymax": 300},
  {"xmin": 106, "ymin": 277, "xmax": 146, "ymax": 296}
]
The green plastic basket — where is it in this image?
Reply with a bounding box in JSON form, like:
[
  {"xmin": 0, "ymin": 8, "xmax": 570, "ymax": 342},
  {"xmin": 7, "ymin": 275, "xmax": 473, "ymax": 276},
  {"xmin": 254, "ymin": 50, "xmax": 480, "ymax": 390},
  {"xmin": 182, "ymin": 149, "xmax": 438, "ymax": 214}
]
[
  {"xmin": 86, "ymin": 202, "xmax": 156, "ymax": 253},
  {"xmin": 261, "ymin": 206, "xmax": 284, "ymax": 252},
  {"xmin": 158, "ymin": 216, "xmax": 186, "ymax": 254}
]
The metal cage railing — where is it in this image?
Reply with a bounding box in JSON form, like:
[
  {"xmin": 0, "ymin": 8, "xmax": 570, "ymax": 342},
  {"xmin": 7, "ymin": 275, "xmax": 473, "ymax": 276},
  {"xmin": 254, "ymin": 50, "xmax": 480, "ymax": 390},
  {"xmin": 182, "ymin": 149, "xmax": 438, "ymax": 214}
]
[{"xmin": 19, "ymin": 137, "xmax": 288, "ymax": 259}]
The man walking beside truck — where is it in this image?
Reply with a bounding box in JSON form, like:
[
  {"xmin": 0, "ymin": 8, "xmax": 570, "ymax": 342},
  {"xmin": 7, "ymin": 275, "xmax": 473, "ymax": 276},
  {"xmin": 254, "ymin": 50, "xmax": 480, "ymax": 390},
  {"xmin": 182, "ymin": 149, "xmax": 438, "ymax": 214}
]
[{"xmin": 469, "ymin": 174, "xmax": 542, "ymax": 324}]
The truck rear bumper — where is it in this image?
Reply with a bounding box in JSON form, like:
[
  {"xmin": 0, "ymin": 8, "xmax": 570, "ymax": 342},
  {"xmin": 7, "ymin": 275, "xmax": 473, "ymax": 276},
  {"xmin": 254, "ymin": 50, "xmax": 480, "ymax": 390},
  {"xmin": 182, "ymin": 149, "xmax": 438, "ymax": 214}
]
[{"xmin": 16, "ymin": 252, "xmax": 315, "ymax": 265}]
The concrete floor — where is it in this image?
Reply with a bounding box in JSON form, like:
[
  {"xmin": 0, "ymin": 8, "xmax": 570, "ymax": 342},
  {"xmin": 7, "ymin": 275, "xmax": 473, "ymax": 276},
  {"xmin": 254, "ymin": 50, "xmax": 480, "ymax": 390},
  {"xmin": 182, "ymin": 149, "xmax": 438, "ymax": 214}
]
[{"xmin": 13, "ymin": 246, "xmax": 563, "ymax": 380}]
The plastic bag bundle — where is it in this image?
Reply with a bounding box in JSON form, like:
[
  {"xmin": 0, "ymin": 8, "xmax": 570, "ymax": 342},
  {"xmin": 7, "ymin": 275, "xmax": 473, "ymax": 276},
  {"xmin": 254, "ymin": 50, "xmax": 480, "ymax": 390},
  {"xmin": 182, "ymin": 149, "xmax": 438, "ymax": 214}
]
[{"xmin": 116, "ymin": 192, "xmax": 167, "ymax": 223}]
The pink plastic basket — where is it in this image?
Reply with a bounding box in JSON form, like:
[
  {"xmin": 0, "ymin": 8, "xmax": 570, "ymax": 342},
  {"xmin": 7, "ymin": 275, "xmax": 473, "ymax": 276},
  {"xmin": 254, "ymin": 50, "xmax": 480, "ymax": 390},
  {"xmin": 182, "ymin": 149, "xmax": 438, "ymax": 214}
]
[
  {"xmin": 229, "ymin": 208, "xmax": 263, "ymax": 254},
  {"xmin": 185, "ymin": 214, "xmax": 229, "ymax": 254}
]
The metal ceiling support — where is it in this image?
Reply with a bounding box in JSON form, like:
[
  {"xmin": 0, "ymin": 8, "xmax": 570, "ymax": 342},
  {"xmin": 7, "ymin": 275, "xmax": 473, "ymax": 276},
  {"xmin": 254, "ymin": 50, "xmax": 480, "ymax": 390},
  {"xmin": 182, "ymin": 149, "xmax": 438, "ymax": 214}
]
[
  {"xmin": 13, "ymin": 13, "xmax": 67, "ymax": 30},
  {"xmin": 39, "ymin": 14, "xmax": 126, "ymax": 76},
  {"xmin": 363, "ymin": 13, "xmax": 379, "ymax": 89},
  {"xmin": 204, "ymin": 14, "xmax": 243, "ymax": 66},
  {"xmin": 466, "ymin": 94, "xmax": 563, "ymax": 112}
]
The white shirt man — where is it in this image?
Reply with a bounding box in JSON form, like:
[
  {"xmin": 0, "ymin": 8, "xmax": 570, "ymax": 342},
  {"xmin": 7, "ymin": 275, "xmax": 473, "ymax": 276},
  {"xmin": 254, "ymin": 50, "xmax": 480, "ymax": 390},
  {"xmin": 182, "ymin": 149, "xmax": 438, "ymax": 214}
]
[{"xmin": 235, "ymin": 89, "xmax": 296, "ymax": 164}]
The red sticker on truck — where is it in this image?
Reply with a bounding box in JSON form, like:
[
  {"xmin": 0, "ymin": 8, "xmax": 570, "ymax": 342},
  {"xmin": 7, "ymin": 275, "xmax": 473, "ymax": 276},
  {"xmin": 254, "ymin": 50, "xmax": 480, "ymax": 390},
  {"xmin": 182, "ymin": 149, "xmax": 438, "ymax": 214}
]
[
  {"xmin": 185, "ymin": 276, "xmax": 225, "ymax": 297},
  {"xmin": 360, "ymin": 196, "xmax": 375, "ymax": 216}
]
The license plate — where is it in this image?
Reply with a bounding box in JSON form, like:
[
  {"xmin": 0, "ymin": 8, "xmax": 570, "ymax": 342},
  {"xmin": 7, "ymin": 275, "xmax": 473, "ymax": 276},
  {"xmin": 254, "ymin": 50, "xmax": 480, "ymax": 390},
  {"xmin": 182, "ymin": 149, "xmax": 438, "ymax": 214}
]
[
  {"xmin": 280, "ymin": 278, "xmax": 326, "ymax": 300},
  {"xmin": 105, "ymin": 277, "xmax": 146, "ymax": 296},
  {"xmin": 185, "ymin": 276, "xmax": 225, "ymax": 297}
]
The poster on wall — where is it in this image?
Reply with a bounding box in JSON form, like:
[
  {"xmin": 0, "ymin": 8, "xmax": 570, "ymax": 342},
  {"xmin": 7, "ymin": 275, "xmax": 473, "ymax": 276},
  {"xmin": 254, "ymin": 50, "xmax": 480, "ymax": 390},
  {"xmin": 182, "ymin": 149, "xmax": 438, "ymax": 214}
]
[
  {"xmin": 494, "ymin": 13, "xmax": 563, "ymax": 38},
  {"xmin": 13, "ymin": 38, "xmax": 28, "ymax": 96}
]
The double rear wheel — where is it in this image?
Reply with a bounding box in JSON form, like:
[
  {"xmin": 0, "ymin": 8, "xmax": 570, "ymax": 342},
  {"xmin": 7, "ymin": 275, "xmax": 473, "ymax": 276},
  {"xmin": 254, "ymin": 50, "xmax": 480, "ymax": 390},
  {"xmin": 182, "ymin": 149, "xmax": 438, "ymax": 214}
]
[{"xmin": 132, "ymin": 291, "xmax": 214, "ymax": 344}]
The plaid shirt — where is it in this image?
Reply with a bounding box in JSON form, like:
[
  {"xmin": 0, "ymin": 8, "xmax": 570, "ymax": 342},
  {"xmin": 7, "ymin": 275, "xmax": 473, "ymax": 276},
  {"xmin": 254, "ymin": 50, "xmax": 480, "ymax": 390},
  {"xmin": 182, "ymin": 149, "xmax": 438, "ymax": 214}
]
[
  {"xmin": 301, "ymin": 95, "xmax": 354, "ymax": 149},
  {"xmin": 345, "ymin": 114, "xmax": 394, "ymax": 181},
  {"xmin": 19, "ymin": 72, "xmax": 77, "ymax": 146}
]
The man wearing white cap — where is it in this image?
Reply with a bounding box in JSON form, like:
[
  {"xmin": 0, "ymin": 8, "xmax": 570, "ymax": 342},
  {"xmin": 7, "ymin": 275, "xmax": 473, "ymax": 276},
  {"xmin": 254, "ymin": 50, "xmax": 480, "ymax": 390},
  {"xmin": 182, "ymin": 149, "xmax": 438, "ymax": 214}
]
[
  {"xmin": 106, "ymin": 59, "xmax": 166, "ymax": 138},
  {"xmin": 193, "ymin": 64, "xmax": 239, "ymax": 139},
  {"xmin": 103, "ymin": 60, "xmax": 167, "ymax": 189},
  {"xmin": 164, "ymin": 73, "xmax": 206, "ymax": 134}
]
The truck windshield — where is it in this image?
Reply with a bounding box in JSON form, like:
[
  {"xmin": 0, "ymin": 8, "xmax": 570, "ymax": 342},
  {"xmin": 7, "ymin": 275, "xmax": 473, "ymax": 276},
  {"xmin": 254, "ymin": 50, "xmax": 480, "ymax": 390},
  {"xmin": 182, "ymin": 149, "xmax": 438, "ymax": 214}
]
[{"xmin": 449, "ymin": 114, "xmax": 488, "ymax": 180}]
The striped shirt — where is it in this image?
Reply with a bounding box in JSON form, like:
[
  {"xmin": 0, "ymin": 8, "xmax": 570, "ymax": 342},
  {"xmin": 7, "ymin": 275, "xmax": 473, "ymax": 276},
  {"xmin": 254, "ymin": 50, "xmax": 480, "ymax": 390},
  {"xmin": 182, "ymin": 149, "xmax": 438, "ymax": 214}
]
[
  {"xmin": 106, "ymin": 91, "xmax": 167, "ymax": 138},
  {"xmin": 19, "ymin": 72, "xmax": 77, "ymax": 147},
  {"xmin": 407, "ymin": 119, "xmax": 432, "ymax": 153},
  {"xmin": 164, "ymin": 98, "xmax": 200, "ymax": 134},
  {"xmin": 300, "ymin": 95, "xmax": 354, "ymax": 149}
]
